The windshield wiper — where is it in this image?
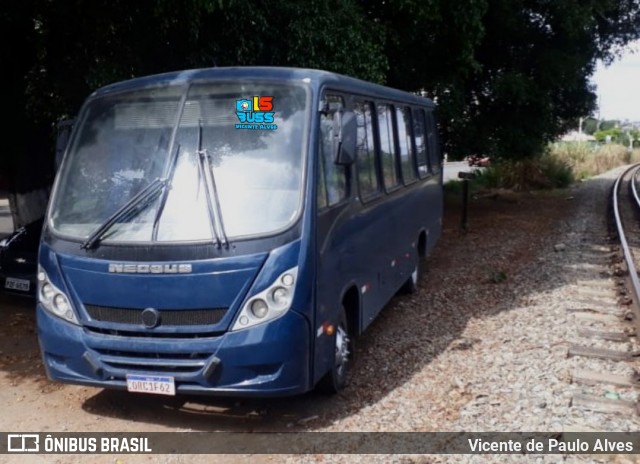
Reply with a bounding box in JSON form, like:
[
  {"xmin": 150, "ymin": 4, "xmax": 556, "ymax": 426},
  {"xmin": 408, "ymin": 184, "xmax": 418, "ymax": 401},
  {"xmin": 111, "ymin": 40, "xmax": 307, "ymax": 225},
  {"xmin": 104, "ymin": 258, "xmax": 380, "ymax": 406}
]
[
  {"xmin": 81, "ymin": 177, "xmax": 167, "ymax": 250},
  {"xmin": 151, "ymin": 143, "xmax": 181, "ymax": 241},
  {"xmin": 196, "ymin": 120, "xmax": 229, "ymax": 248}
]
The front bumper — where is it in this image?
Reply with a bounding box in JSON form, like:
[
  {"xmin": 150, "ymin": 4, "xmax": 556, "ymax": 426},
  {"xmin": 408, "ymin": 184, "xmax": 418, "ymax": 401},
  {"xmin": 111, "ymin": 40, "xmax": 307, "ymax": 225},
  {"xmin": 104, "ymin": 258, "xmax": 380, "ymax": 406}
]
[{"xmin": 37, "ymin": 306, "xmax": 311, "ymax": 397}]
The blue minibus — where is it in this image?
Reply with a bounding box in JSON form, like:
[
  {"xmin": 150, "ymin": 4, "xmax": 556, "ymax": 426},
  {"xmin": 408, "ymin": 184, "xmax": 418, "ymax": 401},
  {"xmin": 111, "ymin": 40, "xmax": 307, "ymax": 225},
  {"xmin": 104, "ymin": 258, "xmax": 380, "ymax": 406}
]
[{"xmin": 37, "ymin": 67, "xmax": 443, "ymax": 397}]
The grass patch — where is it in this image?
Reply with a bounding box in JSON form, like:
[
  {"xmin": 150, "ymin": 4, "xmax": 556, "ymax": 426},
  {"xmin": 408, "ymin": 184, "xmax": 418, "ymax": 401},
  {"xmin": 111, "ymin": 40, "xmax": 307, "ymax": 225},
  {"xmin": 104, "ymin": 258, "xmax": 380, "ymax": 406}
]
[
  {"xmin": 444, "ymin": 176, "xmax": 487, "ymax": 197},
  {"xmin": 465, "ymin": 143, "xmax": 640, "ymax": 191},
  {"xmin": 444, "ymin": 180, "xmax": 467, "ymax": 195},
  {"xmin": 550, "ymin": 142, "xmax": 640, "ymax": 180}
]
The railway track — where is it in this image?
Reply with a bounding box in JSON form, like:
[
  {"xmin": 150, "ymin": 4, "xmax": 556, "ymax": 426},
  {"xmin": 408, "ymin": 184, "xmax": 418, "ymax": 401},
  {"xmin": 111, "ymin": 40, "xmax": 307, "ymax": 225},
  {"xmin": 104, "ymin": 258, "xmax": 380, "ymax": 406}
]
[
  {"xmin": 613, "ymin": 163, "xmax": 640, "ymax": 318},
  {"xmin": 565, "ymin": 164, "xmax": 640, "ymax": 416}
]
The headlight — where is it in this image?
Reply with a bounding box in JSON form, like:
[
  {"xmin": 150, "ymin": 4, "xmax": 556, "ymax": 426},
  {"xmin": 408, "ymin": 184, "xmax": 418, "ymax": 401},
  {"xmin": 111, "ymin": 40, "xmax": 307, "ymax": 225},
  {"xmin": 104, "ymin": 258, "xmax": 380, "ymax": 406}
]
[
  {"xmin": 53, "ymin": 294, "xmax": 71, "ymax": 315},
  {"xmin": 41, "ymin": 283, "xmax": 55, "ymax": 301},
  {"xmin": 38, "ymin": 266, "xmax": 79, "ymax": 324},
  {"xmin": 231, "ymin": 267, "xmax": 298, "ymax": 331},
  {"xmin": 281, "ymin": 273, "xmax": 294, "ymax": 286},
  {"xmin": 250, "ymin": 299, "xmax": 269, "ymax": 318},
  {"xmin": 270, "ymin": 287, "xmax": 289, "ymax": 307}
]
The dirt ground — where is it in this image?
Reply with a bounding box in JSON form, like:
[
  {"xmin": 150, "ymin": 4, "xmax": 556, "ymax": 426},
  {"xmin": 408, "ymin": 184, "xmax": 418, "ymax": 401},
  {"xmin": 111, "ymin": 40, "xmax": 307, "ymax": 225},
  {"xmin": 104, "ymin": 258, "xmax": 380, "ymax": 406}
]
[{"xmin": 0, "ymin": 188, "xmax": 573, "ymax": 463}]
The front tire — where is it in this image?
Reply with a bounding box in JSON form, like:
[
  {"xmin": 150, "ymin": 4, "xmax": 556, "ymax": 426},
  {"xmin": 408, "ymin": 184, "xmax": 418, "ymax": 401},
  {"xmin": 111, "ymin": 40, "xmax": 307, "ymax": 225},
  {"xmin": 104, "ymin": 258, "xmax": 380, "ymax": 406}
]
[{"xmin": 317, "ymin": 308, "xmax": 354, "ymax": 394}]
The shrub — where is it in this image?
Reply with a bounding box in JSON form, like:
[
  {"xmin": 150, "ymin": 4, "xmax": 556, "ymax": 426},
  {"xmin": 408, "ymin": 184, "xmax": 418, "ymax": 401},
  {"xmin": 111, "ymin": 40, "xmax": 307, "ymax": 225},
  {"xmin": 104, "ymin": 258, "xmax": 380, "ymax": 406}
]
[
  {"xmin": 474, "ymin": 154, "xmax": 573, "ymax": 190},
  {"xmin": 550, "ymin": 143, "xmax": 640, "ymax": 180},
  {"xmin": 471, "ymin": 143, "xmax": 640, "ymax": 190}
]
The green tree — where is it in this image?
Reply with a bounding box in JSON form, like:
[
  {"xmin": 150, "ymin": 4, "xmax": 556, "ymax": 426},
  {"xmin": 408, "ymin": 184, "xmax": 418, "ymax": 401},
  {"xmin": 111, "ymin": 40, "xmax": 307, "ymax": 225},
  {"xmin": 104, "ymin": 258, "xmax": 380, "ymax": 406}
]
[
  {"xmin": 600, "ymin": 120, "xmax": 620, "ymax": 131},
  {"xmin": 582, "ymin": 117, "xmax": 600, "ymax": 135},
  {"xmin": 363, "ymin": 0, "xmax": 640, "ymax": 159},
  {"xmin": 359, "ymin": 0, "xmax": 488, "ymax": 158},
  {"xmin": 2, "ymin": 0, "xmax": 640, "ymax": 226},
  {"xmin": 442, "ymin": 0, "xmax": 640, "ymax": 159},
  {"xmin": 1, "ymin": 0, "xmax": 385, "ymax": 226},
  {"xmin": 594, "ymin": 127, "xmax": 623, "ymax": 143}
]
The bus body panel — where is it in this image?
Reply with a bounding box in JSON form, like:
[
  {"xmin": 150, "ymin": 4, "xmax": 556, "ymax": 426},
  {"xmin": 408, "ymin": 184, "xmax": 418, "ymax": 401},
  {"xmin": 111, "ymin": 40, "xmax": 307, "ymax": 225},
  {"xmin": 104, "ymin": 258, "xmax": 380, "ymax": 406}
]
[
  {"xmin": 57, "ymin": 252, "xmax": 267, "ymax": 320},
  {"xmin": 310, "ymin": 83, "xmax": 442, "ymax": 386},
  {"xmin": 313, "ymin": 177, "xmax": 442, "ymax": 384}
]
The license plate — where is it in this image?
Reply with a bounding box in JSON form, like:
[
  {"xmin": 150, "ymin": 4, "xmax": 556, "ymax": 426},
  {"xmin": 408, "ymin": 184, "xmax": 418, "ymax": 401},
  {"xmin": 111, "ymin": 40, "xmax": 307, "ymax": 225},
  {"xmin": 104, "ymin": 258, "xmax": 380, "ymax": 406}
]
[
  {"xmin": 4, "ymin": 277, "xmax": 30, "ymax": 292},
  {"xmin": 126, "ymin": 374, "xmax": 175, "ymax": 396}
]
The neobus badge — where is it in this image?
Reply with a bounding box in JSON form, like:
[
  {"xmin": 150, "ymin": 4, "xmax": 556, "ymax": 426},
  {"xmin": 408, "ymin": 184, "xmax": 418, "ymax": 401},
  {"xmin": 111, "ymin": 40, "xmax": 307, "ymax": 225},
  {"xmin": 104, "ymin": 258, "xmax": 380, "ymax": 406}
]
[{"xmin": 108, "ymin": 263, "xmax": 192, "ymax": 274}]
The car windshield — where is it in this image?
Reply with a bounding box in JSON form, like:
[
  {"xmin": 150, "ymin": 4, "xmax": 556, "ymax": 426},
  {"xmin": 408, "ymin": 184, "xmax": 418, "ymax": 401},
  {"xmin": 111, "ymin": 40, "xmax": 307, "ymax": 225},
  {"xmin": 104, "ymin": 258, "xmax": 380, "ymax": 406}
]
[{"xmin": 49, "ymin": 82, "xmax": 308, "ymax": 243}]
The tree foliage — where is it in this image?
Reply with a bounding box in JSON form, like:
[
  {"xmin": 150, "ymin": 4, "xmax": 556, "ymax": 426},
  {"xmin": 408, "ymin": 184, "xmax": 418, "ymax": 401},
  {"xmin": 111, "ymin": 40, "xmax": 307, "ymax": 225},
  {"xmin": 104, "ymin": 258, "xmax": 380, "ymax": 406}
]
[
  {"xmin": 431, "ymin": 0, "xmax": 640, "ymax": 158},
  {"xmin": 2, "ymin": 0, "xmax": 640, "ymax": 194},
  {"xmin": 582, "ymin": 117, "xmax": 599, "ymax": 135},
  {"xmin": 594, "ymin": 127, "xmax": 640, "ymax": 146}
]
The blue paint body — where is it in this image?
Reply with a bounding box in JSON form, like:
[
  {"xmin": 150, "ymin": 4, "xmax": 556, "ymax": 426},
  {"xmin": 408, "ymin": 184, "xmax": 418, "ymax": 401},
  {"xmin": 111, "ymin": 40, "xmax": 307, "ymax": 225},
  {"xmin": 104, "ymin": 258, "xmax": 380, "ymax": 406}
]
[{"xmin": 37, "ymin": 67, "xmax": 443, "ymax": 397}]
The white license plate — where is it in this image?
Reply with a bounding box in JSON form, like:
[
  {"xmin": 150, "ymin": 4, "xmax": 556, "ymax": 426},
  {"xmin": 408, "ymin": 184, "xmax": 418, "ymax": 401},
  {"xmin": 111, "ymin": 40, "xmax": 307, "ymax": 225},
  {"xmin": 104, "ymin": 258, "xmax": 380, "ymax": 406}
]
[
  {"xmin": 126, "ymin": 374, "xmax": 175, "ymax": 396},
  {"xmin": 4, "ymin": 277, "xmax": 30, "ymax": 292}
]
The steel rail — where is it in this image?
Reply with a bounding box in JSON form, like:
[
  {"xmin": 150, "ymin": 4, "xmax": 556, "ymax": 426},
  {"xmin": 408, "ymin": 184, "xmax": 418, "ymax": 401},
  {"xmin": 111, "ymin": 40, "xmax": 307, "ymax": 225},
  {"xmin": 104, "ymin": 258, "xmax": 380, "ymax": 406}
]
[{"xmin": 613, "ymin": 164, "xmax": 640, "ymax": 314}]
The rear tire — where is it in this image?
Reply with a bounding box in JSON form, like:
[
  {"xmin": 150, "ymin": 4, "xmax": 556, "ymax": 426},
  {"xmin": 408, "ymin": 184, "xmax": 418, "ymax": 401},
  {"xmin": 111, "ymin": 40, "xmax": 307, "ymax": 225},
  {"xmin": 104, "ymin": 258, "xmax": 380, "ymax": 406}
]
[{"xmin": 317, "ymin": 307, "xmax": 354, "ymax": 394}]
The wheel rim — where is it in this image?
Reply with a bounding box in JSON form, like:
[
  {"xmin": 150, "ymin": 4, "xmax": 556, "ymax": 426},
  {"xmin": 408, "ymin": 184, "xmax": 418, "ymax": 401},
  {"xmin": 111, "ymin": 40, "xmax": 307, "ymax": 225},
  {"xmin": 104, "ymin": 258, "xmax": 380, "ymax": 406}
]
[{"xmin": 334, "ymin": 324, "xmax": 350, "ymax": 378}]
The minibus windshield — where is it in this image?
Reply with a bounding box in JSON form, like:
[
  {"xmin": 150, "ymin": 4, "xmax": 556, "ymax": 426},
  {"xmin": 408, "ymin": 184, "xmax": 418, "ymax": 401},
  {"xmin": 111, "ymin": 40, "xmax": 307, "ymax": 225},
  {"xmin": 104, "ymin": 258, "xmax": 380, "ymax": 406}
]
[{"xmin": 50, "ymin": 82, "xmax": 308, "ymax": 243}]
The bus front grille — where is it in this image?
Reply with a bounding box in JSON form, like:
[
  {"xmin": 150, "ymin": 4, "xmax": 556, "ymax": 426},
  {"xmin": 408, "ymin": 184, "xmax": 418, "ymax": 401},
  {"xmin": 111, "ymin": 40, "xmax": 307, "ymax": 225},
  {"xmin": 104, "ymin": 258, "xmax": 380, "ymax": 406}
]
[
  {"xmin": 94, "ymin": 349, "xmax": 211, "ymax": 375},
  {"xmin": 84, "ymin": 304, "xmax": 228, "ymax": 326}
]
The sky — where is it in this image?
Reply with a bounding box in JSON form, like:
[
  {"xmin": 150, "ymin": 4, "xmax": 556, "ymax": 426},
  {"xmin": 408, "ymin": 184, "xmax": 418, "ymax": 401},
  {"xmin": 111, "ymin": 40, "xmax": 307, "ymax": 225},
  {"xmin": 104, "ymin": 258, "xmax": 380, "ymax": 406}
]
[{"xmin": 590, "ymin": 39, "xmax": 640, "ymax": 122}]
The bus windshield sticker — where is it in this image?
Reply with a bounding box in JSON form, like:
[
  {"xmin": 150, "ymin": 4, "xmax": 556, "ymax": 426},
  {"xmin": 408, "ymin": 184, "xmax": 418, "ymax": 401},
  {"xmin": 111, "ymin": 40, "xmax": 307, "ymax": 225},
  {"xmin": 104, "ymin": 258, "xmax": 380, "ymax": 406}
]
[{"xmin": 235, "ymin": 96, "xmax": 278, "ymax": 131}]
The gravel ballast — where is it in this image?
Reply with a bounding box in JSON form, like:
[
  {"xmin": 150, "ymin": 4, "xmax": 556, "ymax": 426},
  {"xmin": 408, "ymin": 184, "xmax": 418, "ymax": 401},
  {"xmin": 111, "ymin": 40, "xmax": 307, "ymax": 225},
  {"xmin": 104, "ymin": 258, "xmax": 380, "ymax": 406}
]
[
  {"xmin": 1, "ymin": 168, "xmax": 639, "ymax": 464},
  {"xmin": 281, "ymin": 167, "xmax": 640, "ymax": 463}
]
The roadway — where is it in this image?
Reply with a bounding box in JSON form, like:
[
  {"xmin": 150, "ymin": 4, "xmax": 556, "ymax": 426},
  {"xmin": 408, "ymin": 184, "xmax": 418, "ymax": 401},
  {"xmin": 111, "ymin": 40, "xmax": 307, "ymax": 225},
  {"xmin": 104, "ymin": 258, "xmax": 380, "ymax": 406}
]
[{"xmin": 442, "ymin": 160, "xmax": 479, "ymax": 183}]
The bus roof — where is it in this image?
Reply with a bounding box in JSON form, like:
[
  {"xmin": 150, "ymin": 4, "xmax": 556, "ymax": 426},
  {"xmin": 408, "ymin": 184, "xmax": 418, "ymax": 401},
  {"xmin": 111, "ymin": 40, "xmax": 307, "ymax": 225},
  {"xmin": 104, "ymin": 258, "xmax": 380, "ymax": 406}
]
[{"xmin": 90, "ymin": 66, "xmax": 434, "ymax": 107}]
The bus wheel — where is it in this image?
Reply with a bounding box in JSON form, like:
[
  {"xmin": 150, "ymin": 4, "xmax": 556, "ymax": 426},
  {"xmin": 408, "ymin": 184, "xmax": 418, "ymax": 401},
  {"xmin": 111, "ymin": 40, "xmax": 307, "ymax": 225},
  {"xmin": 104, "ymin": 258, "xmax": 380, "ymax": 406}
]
[
  {"xmin": 318, "ymin": 308, "xmax": 354, "ymax": 394},
  {"xmin": 401, "ymin": 260, "xmax": 420, "ymax": 294}
]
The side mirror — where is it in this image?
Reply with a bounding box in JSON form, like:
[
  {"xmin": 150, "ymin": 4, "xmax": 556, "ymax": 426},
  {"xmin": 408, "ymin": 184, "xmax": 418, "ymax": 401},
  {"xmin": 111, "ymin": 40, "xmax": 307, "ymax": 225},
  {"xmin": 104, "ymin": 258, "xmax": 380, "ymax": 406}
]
[{"xmin": 333, "ymin": 110, "xmax": 357, "ymax": 165}]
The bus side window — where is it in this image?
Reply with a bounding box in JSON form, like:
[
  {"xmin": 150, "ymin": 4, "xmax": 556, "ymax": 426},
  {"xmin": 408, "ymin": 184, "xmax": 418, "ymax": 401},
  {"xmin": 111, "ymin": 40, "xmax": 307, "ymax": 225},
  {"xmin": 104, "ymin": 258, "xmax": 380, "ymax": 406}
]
[
  {"xmin": 318, "ymin": 95, "xmax": 348, "ymax": 210},
  {"xmin": 396, "ymin": 106, "xmax": 416, "ymax": 184},
  {"xmin": 354, "ymin": 101, "xmax": 379, "ymax": 199},
  {"xmin": 426, "ymin": 110, "xmax": 441, "ymax": 173},
  {"xmin": 377, "ymin": 103, "xmax": 400, "ymax": 191},
  {"xmin": 413, "ymin": 108, "xmax": 430, "ymax": 178}
]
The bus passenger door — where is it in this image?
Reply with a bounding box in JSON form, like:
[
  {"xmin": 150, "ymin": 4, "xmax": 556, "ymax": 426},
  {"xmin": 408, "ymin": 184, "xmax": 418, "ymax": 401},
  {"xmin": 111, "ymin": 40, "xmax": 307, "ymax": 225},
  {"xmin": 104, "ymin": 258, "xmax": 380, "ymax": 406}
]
[{"xmin": 314, "ymin": 94, "xmax": 353, "ymax": 384}]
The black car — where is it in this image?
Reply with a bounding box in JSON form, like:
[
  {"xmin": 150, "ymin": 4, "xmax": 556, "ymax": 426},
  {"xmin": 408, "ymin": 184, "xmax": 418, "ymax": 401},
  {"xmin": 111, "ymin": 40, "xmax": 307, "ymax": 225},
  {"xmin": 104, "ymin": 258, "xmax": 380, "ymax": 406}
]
[{"xmin": 0, "ymin": 217, "xmax": 43, "ymax": 297}]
